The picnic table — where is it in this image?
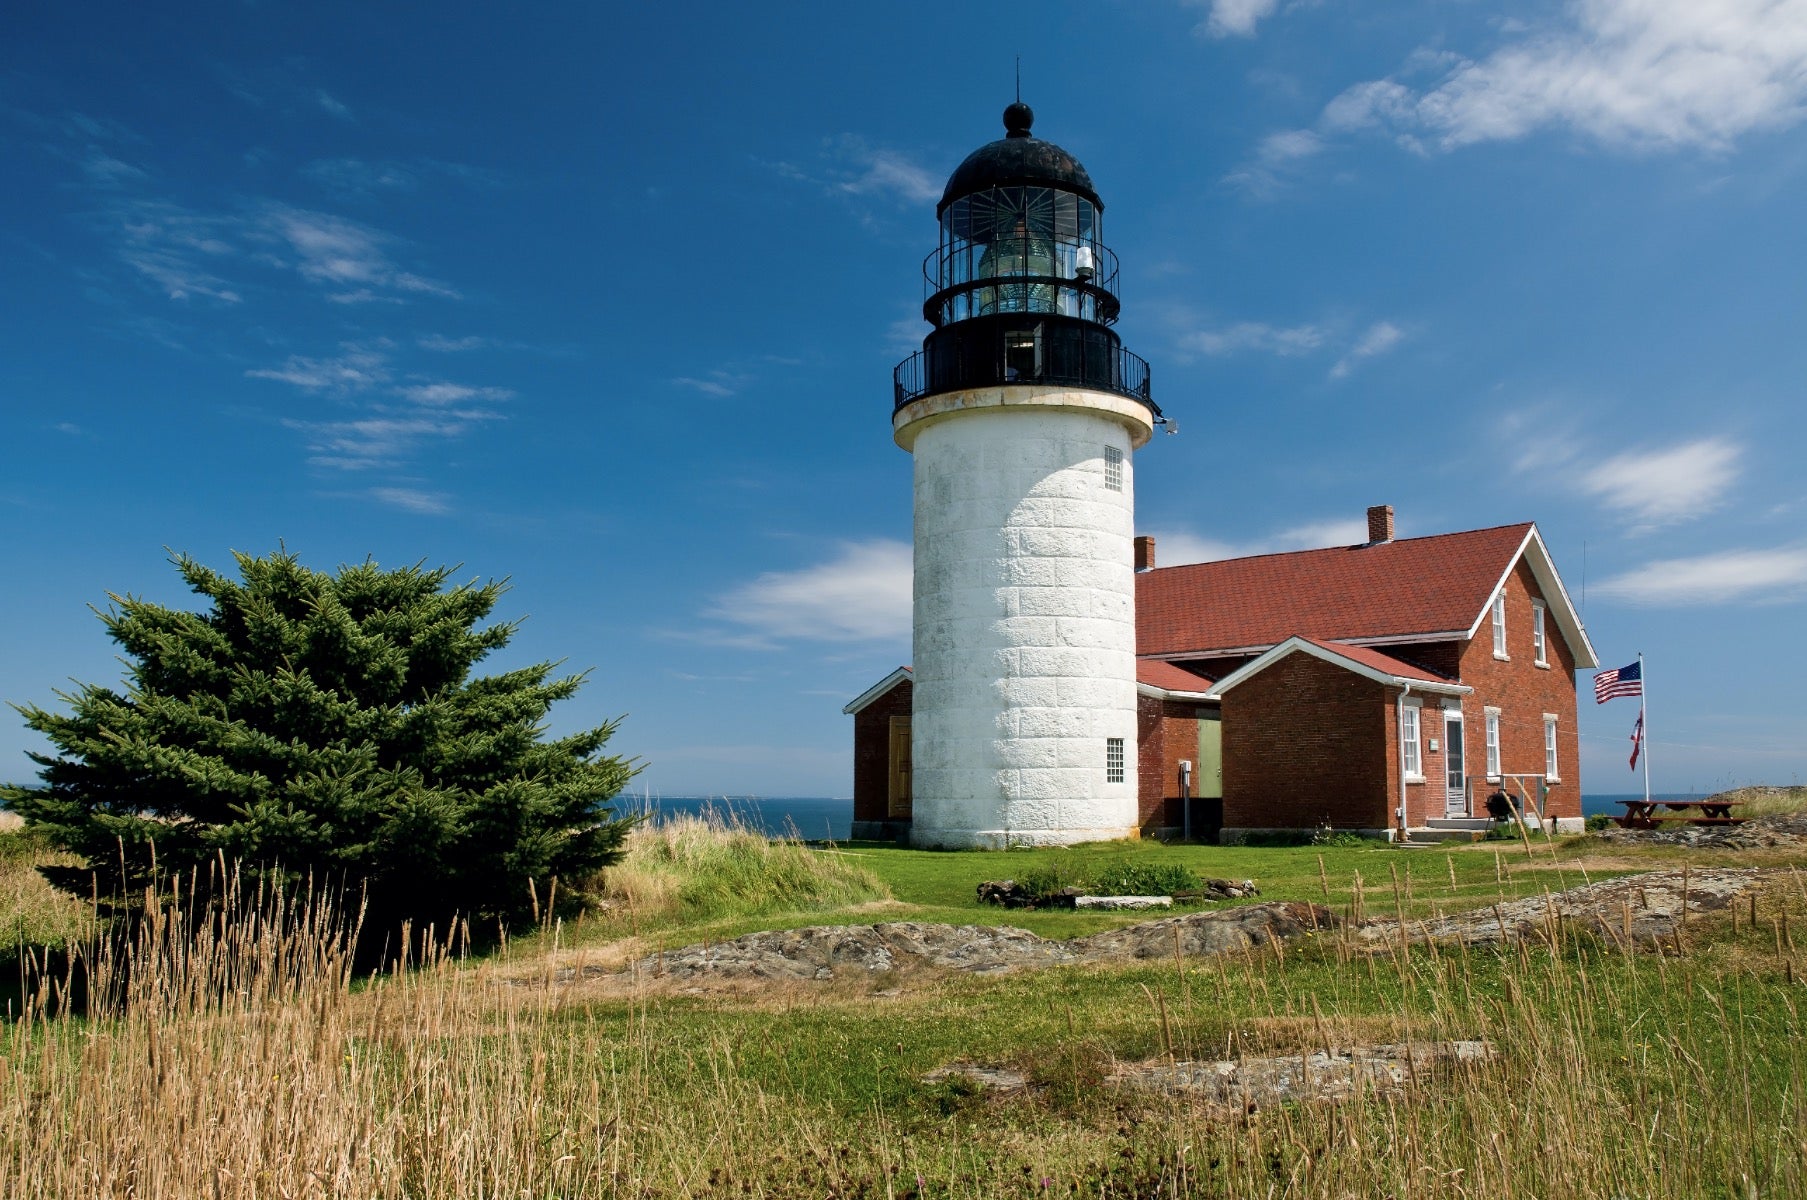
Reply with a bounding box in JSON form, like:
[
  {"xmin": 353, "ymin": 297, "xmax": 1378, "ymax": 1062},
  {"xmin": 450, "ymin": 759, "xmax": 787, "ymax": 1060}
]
[{"xmin": 1613, "ymin": 798, "xmax": 1744, "ymax": 829}]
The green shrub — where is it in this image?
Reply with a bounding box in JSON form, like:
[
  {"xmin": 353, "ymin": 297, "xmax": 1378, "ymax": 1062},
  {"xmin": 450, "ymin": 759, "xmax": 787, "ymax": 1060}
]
[
  {"xmin": 1584, "ymin": 813, "xmax": 1615, "ymax": 833},
  {"xmin": 1013, "ymin": 860, "xmax": 1091, "ymax": 901},
  {"xmin": 1089, "ymin": 860, "xmax": 1199, "ymax": 896}
]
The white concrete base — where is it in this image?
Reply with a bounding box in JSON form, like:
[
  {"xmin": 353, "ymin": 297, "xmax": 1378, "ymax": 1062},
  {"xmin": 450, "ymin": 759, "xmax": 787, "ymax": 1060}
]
[{"xmin": 909, "ymin": 824, "xmax": 1142, "ymax": 850}]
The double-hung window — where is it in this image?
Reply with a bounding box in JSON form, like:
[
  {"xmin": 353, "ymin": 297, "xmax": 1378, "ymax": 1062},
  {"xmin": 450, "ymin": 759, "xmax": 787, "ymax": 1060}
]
[
  {"xmin": 1491, "ymin": 594, "xmax": 1508, "ymax": 659},
  {"xmin": 1532, "ymin": 602, "xmax": 1547, "ymax": 666},
  {"xmin": 1484, "ymin": 708, "xmax": 1502, "ymax": 779},
  {"xmin": 1401, "ymin": 703, "xmax": 1422, "ymax": 779},
  {"xmin": 1544, "ymin": 715, "xmax": 1560, "ymax": 781}
]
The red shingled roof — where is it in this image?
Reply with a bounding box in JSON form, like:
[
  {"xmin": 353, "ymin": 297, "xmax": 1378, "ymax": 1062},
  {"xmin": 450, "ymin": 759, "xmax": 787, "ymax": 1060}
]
[
  {"xmin": 1294, "ymin": 638, "xmax": 1455, "ymax": 686},
  {"xmin": 1136, "ymin": 659, "xmax": 1218, "ymax": 693},
  {"xmin": 1136, "ymin": 523, "xmax": 1534, "ymax": 657}
]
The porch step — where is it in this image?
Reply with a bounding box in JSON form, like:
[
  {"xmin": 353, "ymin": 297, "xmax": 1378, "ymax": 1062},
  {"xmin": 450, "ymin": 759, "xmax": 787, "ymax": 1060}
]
[{"xmin": 1399, "ymin": 817, "xmax": 1498, "ymax": 844}]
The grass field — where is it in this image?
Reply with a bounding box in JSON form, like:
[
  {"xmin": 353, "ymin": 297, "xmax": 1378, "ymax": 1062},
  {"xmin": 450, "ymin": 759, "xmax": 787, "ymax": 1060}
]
[{"xmin": 5, "ymin": 805, "xmax": 1806, "ymax": 1198}]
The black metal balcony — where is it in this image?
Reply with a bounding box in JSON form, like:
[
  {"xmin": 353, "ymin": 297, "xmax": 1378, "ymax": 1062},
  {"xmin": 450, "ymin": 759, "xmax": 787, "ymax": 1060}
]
[{"xmin": 893, "ymin": 315, "xmax": 1157, "ymax": 416}]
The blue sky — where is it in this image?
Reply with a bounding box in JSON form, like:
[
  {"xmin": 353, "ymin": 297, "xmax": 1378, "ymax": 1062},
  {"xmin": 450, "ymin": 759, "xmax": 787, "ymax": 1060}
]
[{"xmin": 4, "ymin": 1, "xmax": 1804, "ymax": 800}]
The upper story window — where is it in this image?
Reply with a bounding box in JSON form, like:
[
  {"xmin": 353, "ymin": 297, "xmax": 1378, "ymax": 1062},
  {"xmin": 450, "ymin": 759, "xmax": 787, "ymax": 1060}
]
[
  {"xmin": 1532, "ymin": 602, "xmax": 1547, "ymax": 666},
  {"xmin": 1491, "ymin": 594, "xmax": 1508, "ymax": 659},
  {"xmin": 1103, "ymin": 445, "xmax": 1123, "ymax": 492},
  {"xmin": 1401, "ymin": 702, "xmax": 1422, "ymax": 779}
]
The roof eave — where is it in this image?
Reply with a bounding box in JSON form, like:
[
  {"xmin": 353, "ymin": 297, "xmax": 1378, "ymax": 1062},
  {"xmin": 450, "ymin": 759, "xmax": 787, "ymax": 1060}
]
[
  {"xmin": 842, "ymin": 666, "xmax": 913, "ymax": 715},
  {"xmin": 1212, "ymin": 636, "xmax": 1472, "ymax": 697}
]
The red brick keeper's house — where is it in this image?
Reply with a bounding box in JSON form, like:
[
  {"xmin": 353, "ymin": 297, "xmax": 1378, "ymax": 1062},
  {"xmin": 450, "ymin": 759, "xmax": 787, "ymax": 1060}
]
[{"xmin": 846, "ymin": 506, "xmax": 1598, "ymax": 842}]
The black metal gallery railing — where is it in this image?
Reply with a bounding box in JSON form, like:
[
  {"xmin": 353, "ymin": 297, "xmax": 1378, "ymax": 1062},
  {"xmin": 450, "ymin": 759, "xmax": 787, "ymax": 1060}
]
[{"xmin": 894, "ymin": 319, "xmax": 1156, "ymax": 415}]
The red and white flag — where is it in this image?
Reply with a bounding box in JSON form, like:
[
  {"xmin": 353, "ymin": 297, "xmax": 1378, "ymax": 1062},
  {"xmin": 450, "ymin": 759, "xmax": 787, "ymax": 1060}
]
[{"xmin": 1629, "ymin": 712, "xmax": 1645, "ymax": 771}]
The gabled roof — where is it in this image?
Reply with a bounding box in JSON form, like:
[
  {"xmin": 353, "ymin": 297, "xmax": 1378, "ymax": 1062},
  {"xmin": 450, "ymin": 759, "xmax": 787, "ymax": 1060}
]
[
  {"xmin": 841, "ymin": 666, "xmax": 912, "ymax": 715},
  {"xmin": 1137, "ymin": 522, "xmax": 1598, "ymax": 668},
  {"xmin": 1212, "ymin": 636, "xmax": 1472, "ymax": 697},
  {"xmin": 1136, "ymin": 659, "xmax": 1217, "ymax": 700}
]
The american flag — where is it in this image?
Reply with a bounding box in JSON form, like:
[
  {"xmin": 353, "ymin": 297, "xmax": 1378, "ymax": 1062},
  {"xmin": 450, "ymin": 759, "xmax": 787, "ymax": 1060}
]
[{"xmin": 1594, "ymin": 659, "xmax": 1643, "ymax": 703}]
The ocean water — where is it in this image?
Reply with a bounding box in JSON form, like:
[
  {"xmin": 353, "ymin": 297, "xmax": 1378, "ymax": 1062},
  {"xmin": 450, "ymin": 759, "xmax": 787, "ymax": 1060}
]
[
  {"xmin": 616, "ymin": 796, "xmax": 852, "ymax": 842},
  {"xmin": 1582, "ymin": 792, "xmax": 1708, "ymax": 818},
  {"xmin": 607, "ymin": 794, "xmax": 1704, "ymax": 841}
]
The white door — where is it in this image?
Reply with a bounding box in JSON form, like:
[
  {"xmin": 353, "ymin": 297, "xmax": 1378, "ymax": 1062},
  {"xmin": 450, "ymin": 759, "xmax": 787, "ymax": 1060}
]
[{"xmin": 1444, "ymin": 712, "xmax": 1467, "ymax": 815}]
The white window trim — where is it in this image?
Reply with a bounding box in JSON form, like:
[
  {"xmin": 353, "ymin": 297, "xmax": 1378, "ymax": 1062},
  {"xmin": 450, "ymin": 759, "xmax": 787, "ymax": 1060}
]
[
  {"xmin": 1543, "ymin": 713, "xmax": 1561, "ymax": 782},
  {"xmin": 1401, "ymin": 699, "xmax": 1424, "ymax": 782},
  {"xmin": 1491, "ymin": 594, "xmax": 1509, "ymax": 661},
  {"xmin": 1532, "ymin": 601, "xmax": 1548, "ymax": 668},
  {"xmin": 1484, "ymin": 707, "xmax": 1502, "ymax": 780},
  {"xmin": 1105, "ymin": 736, "xmax": 1125, "ymax": 783}
]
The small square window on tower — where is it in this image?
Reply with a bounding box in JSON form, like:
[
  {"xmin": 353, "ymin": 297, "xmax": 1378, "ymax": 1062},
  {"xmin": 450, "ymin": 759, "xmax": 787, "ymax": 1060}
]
[
  {"xmin": 1103, "ymin": 445, "xmax": 1123, "ymax": 491},
  {"xmin": 1105, "ymin": 736, "xmax": 1125, "ymax": 783}
]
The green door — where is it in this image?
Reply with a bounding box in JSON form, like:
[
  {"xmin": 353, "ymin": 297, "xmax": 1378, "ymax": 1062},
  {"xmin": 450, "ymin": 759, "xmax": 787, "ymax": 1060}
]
[{"xmin": 1196, "ymin": 709, "xmax": 1223, "ymax": 799}]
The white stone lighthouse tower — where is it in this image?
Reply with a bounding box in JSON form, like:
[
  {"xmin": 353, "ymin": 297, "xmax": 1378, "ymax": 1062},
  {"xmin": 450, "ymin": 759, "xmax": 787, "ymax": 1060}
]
[{"xmin": 892, "ymin": 102, "xmax": 1161, "ymax": 849}]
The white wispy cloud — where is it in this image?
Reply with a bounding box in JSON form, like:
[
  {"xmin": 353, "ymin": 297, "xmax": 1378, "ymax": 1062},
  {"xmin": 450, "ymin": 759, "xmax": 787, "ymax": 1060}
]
[
  {"xmin": 303, "ymin": 157, "xmax": 418, "ymax": 194},
  {"xmin": 1330, "ymin": 320, "xmax": 1406, "ymax": 378},
  {"xmin": 707, "ymin": 539, "xmax": 913, "ymax": 646},
  {"xmin": 672, "ymin": 369, "xmax": 750, "ymax": 398},
  {"xmin": 1178, "ymin": 316, "xmax": 1406, "ymax": 375},
  {"xmin": 1268, "ymin": 0, "xmax": 1807, "ymax": 180},
  {"xmin": 82, "ymin": 151, "xmax": 146, "ymax": 187},
  {"xmin": 283, "ymin": 412, "xmax": 499, "ymax": 471},
  {"xmin": 248, "ymin": 344, "xmax": 512, "ymax": 470},
  {"xmin": 393, "ymin": 381, "xmax": 513, "ymax": 405},
  {"xmin": 418, "ymin": 333, "xmax": 490, "ymax": 352},
  {"xmin": 261, "ymin": 205, "xmax": 458, "ymax": 300},
  {"xmin": 105, "ymin": 199, "xmax": 457, "ymax": 306},
  {"xmin": 1147, "ymin": 516, "xmax": 1373, "ymax": 565},
  {"xmin": 770, "ymin": 137, "xmax": 941, "ymax": 210},
  {"xmin": 1182, "ymin": 321, "xmax": 1325, "ymax": 357},
  {"xmin": 302, "ymin": 157, "xmax": 504, "ymax": 198},
  {"xmin": 246, "ymin": 344, "xmax": 392, "ymax": 395},
  {"xmin": 314, "ymin": 90, "xmax": 353, "ymax": 121},
  {"xmin": 369, "ymin": 486, "xmax": 451, "ymax": 515},
  {"xmin": 1579, "ymin": 436, "xmax": 1743, "ymax": 527},
  {"xmin": 1222, "ymin": 128, "xmax": 1325, "ymax": 196},
  {"xmin": 1594, "ymin": 545, "xmax": 1807, "ymax": 605},
  {"xmin": 1188, "ymin": 0, "xmax": 1282, "ymax": 40},
  {"xmin": 832, "ymin": 140, "xmax": 941, "ymax": 204}
]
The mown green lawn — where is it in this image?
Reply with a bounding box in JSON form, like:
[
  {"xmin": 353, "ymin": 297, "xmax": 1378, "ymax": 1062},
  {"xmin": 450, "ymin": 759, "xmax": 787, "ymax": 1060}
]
[{"xmin": 564, "ymin": 828, "xmax": 1646, "ymax": 948}]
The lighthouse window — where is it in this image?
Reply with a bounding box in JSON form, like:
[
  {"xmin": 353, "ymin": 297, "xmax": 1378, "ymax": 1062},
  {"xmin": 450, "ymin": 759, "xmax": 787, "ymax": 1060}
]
[
  {"xmin": 1103, "ymin": 446, "xmax": 1123, "ymax": 491},
  {"xmin": 1005, "ymin": 328, "xmax": 1040, "ymax": 381},
  {"xmin": 1106, "ymin": 737, "xmax": 1125, "ymax": 783}
]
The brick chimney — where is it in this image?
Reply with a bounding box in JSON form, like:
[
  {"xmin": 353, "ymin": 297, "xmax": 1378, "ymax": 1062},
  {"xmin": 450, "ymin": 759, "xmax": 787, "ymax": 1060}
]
[
  {"xmin": 1134, "ymin": 535, "xmax": 1156, "ymax": 572},
  {"xmin": 1366, "ymin": 505, "xmax": 1395, "ymax": 544}
]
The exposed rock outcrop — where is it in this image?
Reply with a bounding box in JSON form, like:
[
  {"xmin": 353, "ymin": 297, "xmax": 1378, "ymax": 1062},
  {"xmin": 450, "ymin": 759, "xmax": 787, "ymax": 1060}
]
[{"xmin": 610, "ymin": 901, "xmax": 1335, "ymax": 983}]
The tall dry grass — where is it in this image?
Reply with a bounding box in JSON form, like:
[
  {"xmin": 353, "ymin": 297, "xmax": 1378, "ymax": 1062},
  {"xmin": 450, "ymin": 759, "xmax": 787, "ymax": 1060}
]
[
  {"xmin": 3, "ymin": 853, "xmax": 1804, "ymax": 1197},
  {"xmin": 1, "ymin": 822, "xmax": 94, "ymax": 968},
  {"xmin": 594, "ymin": 809, "xmax": 888, "ymax": 927}
]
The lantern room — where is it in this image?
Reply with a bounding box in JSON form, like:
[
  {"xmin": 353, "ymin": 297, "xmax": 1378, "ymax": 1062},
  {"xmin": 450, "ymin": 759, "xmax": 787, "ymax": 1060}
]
[{"xmin": 894, "ymin": 103, "xmax": 1156, "ymax": 415}]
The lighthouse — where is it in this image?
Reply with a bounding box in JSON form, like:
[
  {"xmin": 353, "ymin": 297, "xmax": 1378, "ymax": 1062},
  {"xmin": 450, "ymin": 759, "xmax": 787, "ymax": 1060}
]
[{"xmin": 893, "ymin": 102, "xmax": 1161, "ymax": 849}]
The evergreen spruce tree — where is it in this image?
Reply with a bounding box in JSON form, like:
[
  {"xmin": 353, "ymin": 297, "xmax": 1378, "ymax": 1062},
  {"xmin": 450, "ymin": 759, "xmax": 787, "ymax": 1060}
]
[{"xmin": 5, "ymin": 550, "xmax": 638, "ymax": 929}]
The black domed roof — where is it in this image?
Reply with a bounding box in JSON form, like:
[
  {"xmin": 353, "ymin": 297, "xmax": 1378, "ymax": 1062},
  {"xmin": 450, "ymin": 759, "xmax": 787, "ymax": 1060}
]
[{"xmin": 939, "ymin": 104, "xmax": 1101, "ymax": 215}]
